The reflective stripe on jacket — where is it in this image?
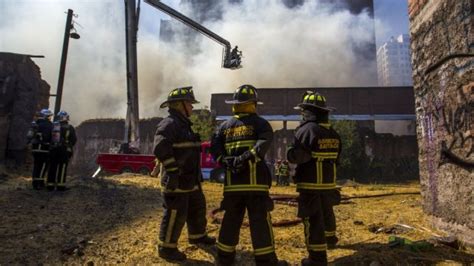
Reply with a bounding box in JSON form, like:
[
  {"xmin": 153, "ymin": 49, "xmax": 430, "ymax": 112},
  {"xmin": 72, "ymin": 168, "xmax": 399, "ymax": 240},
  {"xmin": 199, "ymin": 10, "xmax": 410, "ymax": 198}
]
[
  {"xmin": 287, "ymin": 121, "xmax": 341, "ymax": 192},
  {"xmin": 153, "ymin": 109, "xmax": 202, "ymax": 192},
  {"xmin": 211, "ymin": 113, "xmax": 273, "ymax": 195}
]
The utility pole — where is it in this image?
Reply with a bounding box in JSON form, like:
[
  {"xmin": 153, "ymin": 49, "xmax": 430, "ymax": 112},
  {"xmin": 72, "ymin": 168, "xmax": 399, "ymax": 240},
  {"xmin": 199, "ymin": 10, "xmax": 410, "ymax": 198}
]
[
  {"xmin": 54, "ymin": 9, "xmax": 79, "ymax": 117},
  {"xmin": 123, "ymin": 0, "xmax": 140, "ymax": 151}
]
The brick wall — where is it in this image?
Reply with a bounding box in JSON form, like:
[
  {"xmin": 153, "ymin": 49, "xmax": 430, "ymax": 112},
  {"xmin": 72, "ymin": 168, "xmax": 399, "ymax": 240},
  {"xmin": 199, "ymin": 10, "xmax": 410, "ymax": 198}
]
[
  {"xmin": 409, "ymin": 0, "xmax": 473, "ymax": 245},
  {"xmin": 0, "ymin": 53, "xmax": 50, "ymax": 164}
]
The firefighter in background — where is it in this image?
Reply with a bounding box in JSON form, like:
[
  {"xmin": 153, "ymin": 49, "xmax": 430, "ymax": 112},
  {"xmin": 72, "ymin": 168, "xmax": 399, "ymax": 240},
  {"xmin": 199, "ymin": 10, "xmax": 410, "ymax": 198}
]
[
  {"xmin": 154, "ymin": 87, "xmax": 215, "ymax": 262},
  {"xmin": 211, "ymin": 85, "xmax": 287, "ymax": 266},
  {"xmin": 274, "ymin": 159, "xmax": 281, "ymax": 185},
  {"xmin": 287, "ymin": 91, "xmax": 341, "ymax": 266},
  {"xmin": 27, "ymin": 109, "xmax": 53, "ymax": 190},
  {"xmin": 279, "ymin": 160, "xmax": 290, "ymax": 186},
  {"xmin": 47, "ymin": 111, "xmax": 77, "ymax": 191}
]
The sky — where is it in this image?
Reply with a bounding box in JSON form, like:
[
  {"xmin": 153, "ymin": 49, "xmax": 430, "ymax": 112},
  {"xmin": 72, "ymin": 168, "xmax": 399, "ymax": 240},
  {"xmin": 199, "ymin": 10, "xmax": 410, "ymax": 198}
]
[{"xmin": 0, "ymin": 0, "xmax": 410, "ymax": 125}]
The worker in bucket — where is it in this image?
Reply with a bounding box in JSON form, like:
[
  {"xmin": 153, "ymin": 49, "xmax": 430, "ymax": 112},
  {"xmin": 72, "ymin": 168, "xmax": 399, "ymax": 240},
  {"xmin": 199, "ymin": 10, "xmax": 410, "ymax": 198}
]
[
  {"xmin": 47, "ymin": 111, "xmax": 77, "ymax": 191},
  {"xmin": 27, "ymin": 108, "xmax": 53, "ymax": 190},
  {"xmin": 287, "ymin": 91, "xmax": 342, "ymax": 266},
  {"xmin": 153, "ymin": 86, "xmax": 215, "ymax": 262},
  {"xmin": 211, "ymin": 84, "xmax": 288, "ymax": 266}
]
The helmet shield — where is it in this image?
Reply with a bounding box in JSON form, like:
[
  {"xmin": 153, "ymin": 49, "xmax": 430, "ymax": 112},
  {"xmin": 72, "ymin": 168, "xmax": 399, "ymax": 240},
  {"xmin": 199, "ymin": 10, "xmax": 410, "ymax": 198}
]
[
  {"xmin": 225, "ymin": 84, "xmax": 263, "ymax": 105},
  {"xmin": 160, "ymin": 86, "xmax": 200, "ymax": 108}
]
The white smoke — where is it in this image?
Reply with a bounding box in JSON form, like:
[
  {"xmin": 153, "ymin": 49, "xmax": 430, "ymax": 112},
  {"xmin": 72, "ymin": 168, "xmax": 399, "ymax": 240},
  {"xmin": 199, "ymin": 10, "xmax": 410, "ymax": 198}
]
[{"xmin": 0, "ymin": 0, "xmax": 376, "ymax": 125}]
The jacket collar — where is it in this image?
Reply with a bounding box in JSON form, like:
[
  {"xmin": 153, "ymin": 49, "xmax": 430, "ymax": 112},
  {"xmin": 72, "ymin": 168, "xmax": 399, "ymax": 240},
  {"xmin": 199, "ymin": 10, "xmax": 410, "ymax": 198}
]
[{"xmin": 169, "ymin": 108, "xmax": 192, "ymax": 126}]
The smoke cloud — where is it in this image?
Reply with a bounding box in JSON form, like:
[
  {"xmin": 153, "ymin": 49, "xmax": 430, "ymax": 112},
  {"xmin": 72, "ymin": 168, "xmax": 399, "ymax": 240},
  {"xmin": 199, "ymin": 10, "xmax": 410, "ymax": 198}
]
[{"xmin": 0, "ymin": 0, "xmax": 376, "ymax": 125}]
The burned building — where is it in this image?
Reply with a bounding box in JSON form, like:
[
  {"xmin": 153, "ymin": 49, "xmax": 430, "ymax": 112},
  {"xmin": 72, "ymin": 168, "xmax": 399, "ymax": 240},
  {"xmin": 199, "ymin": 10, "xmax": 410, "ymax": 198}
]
[
  {"xmin": 409, "ymin": 0, "xmax": 473, "ymax": 245},
  {"xmin": 211, "ymin": 86, "xmax": 419, "ymax": 182},
  {"xmin": 0, "ymin": 52, "xmax": 50, "ymax": 164}
]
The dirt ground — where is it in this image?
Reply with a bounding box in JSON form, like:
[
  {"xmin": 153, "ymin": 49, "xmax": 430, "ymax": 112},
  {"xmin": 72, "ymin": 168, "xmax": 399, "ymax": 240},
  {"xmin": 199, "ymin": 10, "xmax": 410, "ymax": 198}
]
[{"xmin": 0, "ymin": 169, "xmax": 473, "ymax": 265}]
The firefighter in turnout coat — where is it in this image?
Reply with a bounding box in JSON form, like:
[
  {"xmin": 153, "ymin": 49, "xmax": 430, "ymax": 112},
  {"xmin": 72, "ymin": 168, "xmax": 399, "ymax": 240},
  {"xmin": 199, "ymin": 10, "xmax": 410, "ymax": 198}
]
[
  {"xmin": 27, "ymin": 109, "xmax": 53, "ymax": 190},
  {"xmin": 211, "ymin": 85, "xmax": 287, "ymax": 266},
  {"xmin": 47, "ymin": 111, "xmax": 77, "ymax": 191},
  {"xmin": 287, "ymin": 91, "xmax": 342, "ymax": 266},
  {"xmin": 154, "ymin": 87, "xmax": 215, "ymax": 262}
]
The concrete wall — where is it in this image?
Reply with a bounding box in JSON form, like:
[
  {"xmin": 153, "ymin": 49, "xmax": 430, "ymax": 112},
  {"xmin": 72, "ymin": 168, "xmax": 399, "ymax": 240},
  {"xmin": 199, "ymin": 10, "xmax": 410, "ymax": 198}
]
[
  {"xmin": 271, "ymin": 124, "xmax": 419, "ymax": 182},
  {"xmin": 409, "ymin": 0, "xmax": 473, "ymax": 245},
  {"xmin": 0, "ymin": 53, "xmax": 50, "ymax": 164}
]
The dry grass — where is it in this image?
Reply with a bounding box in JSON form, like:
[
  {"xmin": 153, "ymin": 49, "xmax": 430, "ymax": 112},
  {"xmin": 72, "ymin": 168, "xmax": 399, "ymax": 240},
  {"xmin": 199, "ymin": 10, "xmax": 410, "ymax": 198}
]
[{"xmin": 0, "ymin": 171, "xmax": 472, "ymax": 265}]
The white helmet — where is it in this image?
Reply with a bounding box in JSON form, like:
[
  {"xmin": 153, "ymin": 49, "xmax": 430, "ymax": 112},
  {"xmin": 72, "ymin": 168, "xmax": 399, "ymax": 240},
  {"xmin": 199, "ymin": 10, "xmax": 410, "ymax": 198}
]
[
  {"xmin": 40, "ymin": 109, "xmax": 53, "ymax": 118},
  {"xmin": 57, "ymin": 110, "xmax": 70, "ymax": 122}
]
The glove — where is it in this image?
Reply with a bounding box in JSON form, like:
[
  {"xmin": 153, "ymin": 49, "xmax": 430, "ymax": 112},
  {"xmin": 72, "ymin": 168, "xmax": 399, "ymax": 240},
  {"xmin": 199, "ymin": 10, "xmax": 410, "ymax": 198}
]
[
  {"xmin": 164, "ymin": 174, "xmax": 179, "ymax": 191},
  {"xmin": 233, "ymin": 151, "xmax": 253, "ymax": 168}
]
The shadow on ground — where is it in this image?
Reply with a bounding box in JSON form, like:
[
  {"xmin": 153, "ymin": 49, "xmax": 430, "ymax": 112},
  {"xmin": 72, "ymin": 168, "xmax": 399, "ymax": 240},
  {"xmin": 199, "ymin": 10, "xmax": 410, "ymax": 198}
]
[
  {"xmin": 0, "ymin": 175, "xmax": 162, "ymax": 264},
  {"xmin": 332, "ymin": 242, "xmax": 474, "ymax": 265}
]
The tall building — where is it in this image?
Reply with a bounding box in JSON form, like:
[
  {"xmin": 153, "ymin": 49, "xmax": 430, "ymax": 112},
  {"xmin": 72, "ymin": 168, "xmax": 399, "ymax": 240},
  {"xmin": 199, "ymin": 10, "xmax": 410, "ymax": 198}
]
[{"xmin": 377, "ymin": 34, "xmax": 413, "ymax": 86}]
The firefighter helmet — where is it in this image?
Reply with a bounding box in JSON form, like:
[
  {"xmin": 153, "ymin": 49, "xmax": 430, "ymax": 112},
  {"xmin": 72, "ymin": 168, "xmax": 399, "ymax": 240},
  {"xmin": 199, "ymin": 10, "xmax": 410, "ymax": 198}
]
[
  {"xmin": 57, "ymin": 111, "xmax": 70, "ymax": 122},
  {"xmin": 39, "ymin": 109, "xmax": 53, "ymax": 118},
  {"xmin": 225, "ymin": 84, "xmax": 263, "ymax": 105},
  {"xmin": 160, "ymin": 86, "xmax": 200, "ymax": 108},
  {"xmin": 294, "ymin": 91, "xmax": 334, "ymax": 112}
]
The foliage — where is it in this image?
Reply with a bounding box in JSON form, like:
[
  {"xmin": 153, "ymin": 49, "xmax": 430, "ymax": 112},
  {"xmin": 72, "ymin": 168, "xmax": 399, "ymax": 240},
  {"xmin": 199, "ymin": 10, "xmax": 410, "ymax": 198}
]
[
  {"xmin": 331, "ymin": 120, "xmax": 367, "ymax": 180},
  {"xmin": 190, "ymin": 109, "xmax": 216, "ymax": 141}
]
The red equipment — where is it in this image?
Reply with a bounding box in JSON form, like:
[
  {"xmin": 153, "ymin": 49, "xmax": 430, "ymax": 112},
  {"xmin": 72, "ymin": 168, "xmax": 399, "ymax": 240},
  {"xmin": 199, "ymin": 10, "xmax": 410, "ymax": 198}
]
[{"xmin": 96, "ymin": 141, "xmax": 218, "ymax": 179}]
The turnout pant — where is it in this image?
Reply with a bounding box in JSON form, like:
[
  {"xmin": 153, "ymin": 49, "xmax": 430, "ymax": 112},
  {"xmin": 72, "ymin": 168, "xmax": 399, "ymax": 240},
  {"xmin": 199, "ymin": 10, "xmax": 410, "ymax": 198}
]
[
  {"xmin": 159, "ymin": 189, "xmax": 208, "ymax": 248},
  {"xmin": 217, "ymin": 194, "xmax": 278, "ymax": 266},
  {"xmin": 32, "ymin": 152, "xmax": 49, "ymax": 189},
  {"xmin": 297, "ymin": 191, "xmax": 339, "ymax": 264},
  {"xmin": 47, "ymin": 148, "xmax": 70, "ymax": 190}
]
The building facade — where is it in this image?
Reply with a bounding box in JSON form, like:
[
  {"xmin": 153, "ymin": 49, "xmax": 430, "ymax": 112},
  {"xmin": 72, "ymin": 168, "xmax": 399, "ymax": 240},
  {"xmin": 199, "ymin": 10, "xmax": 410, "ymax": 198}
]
[{"xmin": 377, "ymin": 34, "xmax": 413, "ymax": 86}]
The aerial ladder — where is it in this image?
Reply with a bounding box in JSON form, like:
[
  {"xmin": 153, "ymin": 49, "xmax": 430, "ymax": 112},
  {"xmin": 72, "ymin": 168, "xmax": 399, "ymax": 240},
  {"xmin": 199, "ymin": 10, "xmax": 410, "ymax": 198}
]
[
  {"xmin": 144, "ymin": 0, "xmax": 242, "ymax": 69},
  {"xmin": 94, "ymin": 0, "xmax": 241, "ymax": 177}
]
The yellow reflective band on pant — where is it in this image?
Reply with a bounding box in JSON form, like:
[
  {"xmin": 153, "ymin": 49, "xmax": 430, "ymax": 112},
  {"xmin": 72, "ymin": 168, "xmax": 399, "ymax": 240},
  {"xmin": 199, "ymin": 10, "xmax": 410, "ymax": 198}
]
[
  {"xmin": 224, "ymin": 184, "xmax": 269, "ymax": 192},
  {"xmin": 159, "ymin": 242, "xmax": 177, "ymax": 248},
  {"xmin": 165, "ymin": 167, "xmax": 179, "ymax": 172},
  {"xmin": 59, "ymin": 164, "xmax": 66, "ymax": 185},
  {"xmin": 165, "ymin": 209, "xmax": 177, "ymax": 244},
  {"xmin": 307, "ymin": 243, "xmax": 327, "ymax": 251},
  {"xmin": 254, "ymin": 246, "xmax": 275, "ymax": 256},
  {"xmin": 297, "ymin": 182, "xmax": 336, "ymax": 190},
  {"xmin": 224, "ymin": 140, "xmax": 256, "ymax": 150},
  {"xmin": 188, "ymin": 232, "xmax": 207, "ymax": 239},
  {"xmin": 162, "ymin": 157, "xmax": 176, "ymax": 166},
  {"xmin": 267, "ymin": 212, "xmax": 275, "ymax": 247},
  {"xmin": 325, "ymin": 231, "xmax": 336, "ymax": 237},
  {"xmin": 40, "ymin": 163, "xmax": 46, "ymax": 179},
  {"xmin": 303, "ymin": 218, "xmax": 310, "ymax": 247},
  {"xmin": 164, "ymin": 185, "xmax": 199, "ymax": 193},
  {"xmin": 216, "ymin": 241, "xmax": 236, "ymax": 253},
  {"xmin": 172, "ymin": 141, "xmax": 201, "ymax": 148}
]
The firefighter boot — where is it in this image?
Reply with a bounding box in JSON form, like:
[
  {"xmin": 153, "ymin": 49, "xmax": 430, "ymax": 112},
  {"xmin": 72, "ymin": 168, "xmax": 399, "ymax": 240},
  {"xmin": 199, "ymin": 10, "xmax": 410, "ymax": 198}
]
[
  {"xmin": 301, "ymin": 251, "xmax": 328, "ymax": 266},
  {"xmin": 326, "ymin": 236, "xmax": 338, "ymax": 249},
  {"xmin": 158, "ymin": 246, "xmax": 187, "ymax": 262},
  {"xmin": 189, "ymin": 235, "xmax": 216, "ymax": 245},
  {"xmin": 216, "ymin": 250, "xmax": 236, "ymax": 266}
]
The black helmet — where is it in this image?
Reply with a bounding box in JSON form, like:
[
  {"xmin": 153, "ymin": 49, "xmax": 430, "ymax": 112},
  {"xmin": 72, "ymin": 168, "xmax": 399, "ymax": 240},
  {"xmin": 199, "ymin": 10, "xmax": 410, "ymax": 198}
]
[
  {"xmin": 160, "ymin": 86, "xmax": 200, "ymax": 108},
  {"xmin": 294, "ymin": 91, "xmax": 334, "ymax": 112},
  {"xmin": 225, "ymin": 84, "xmax": 263, "ymax": 105}
]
